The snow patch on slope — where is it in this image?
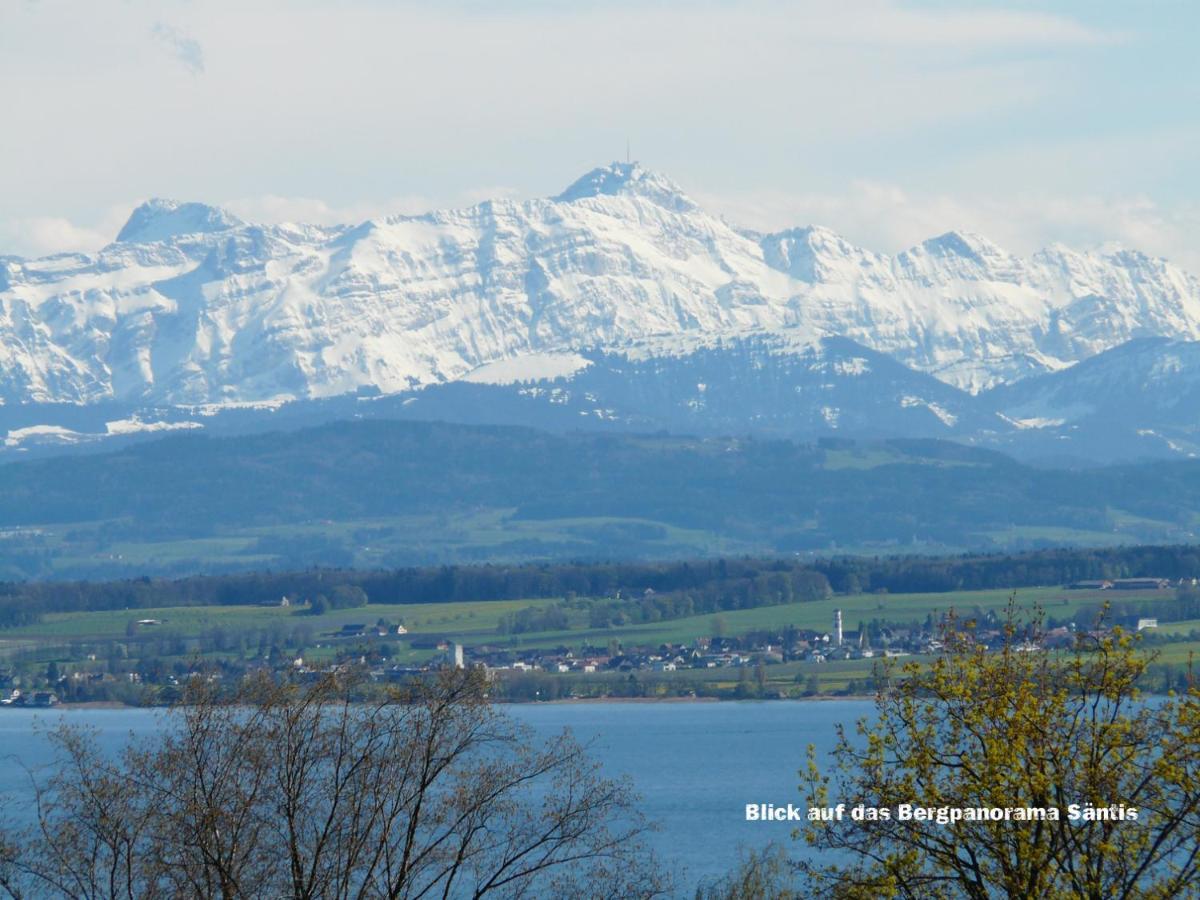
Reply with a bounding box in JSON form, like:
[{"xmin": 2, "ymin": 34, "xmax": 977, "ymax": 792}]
[
  {"xmin": 4, "ymin": 425, "xmax": 85, "ymax": 448},
  {"xmin": 104, "ymin": 417, "xmax": 203, "ymax": 436},
  {"xmin": 462, "ymin": 352, "xmax": 593, "ymax": 385}
]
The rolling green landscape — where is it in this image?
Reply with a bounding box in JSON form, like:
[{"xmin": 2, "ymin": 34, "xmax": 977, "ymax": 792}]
[{"xmin": 4, "ymin": 421, "xmax": 1200, "ymax": 580}]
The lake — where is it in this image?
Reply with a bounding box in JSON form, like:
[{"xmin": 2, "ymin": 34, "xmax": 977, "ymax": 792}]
[{"xmin": 0, "ymin": 699, "xmax": 871, "ymax": 892}]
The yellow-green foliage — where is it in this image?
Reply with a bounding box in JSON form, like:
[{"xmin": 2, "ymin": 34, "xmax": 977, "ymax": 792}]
[{"xmin": 798, "ymin": 600, "xmax": 1200, "ymax": 898}]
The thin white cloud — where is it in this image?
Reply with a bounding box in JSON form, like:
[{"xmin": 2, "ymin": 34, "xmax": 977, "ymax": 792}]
[
  {"xmin": 743, "ymin": 1, "xmax": 1122, "ymax": 48},
  {"xmin": 327, "ymin": 0, "xmax": 1120, "ymax": 48},
  {"xmin": 224, "ymin": 185, "xmax": 520, "ymax": 226},
  {"xmin": 455, "ymin": 185, "xmax": 523, "ymax": 206},
  {"xmin": 0, "ymin": 0, "xmax": 1174, "ymax": 268},
  {"xmin": 0, "ymin": 206, "xmax": 131, "ymax": 258},
  {"xmin": 223, "ymin": 195, "xmax": 434, "ymax": 226},
  {"xmin": 700, "ymin": 183, "xmax": 1200, "ymax": 272},
  {"xmin": 150, "ymin": 22, "xmax": 205, "ymax": 75}
]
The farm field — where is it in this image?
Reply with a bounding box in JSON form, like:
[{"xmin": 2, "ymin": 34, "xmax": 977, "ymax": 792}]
[
  {"xmin": 0, "ymin": 584, "xmax": 1141, "ymax": 661},
  {"xmin": 1147, "ymin": 618, "xmax": 1200, "ymax": 636},
  {"xmin": 2, "ymin": 598, "xmax": 559, "ymax": 644},
  {"xmin": 487, "ymin": 585, "xmax": 1109, "ymax": 652}
]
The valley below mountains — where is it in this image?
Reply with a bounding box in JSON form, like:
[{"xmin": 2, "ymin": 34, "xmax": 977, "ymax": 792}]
[{"xmin": 3, "ymin": 418, "xmax": 1200, "ymax": 581}]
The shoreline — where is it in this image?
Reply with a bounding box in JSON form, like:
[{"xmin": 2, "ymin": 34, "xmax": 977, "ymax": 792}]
[
  {"xmin": 17, "ymin": 694, "xmax": 879, "ymax": 712},
  {"xmin": 506, "ymin": 694, "xmax": 877, "ymax": 704}
]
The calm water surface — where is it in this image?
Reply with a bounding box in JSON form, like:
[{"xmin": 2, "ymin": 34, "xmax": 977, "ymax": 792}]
[{"xmin": 0, "ymin": 700, "xmax": 870, "ymax": 890}]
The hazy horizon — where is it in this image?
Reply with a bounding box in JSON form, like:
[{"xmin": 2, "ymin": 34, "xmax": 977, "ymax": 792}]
[{"xmin": 3, "ymin": 1, "xmax": 1198, "ymax": 268}]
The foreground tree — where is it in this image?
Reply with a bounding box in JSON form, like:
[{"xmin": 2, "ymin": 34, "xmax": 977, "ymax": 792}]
[
  {"xmin": 693, "ymin": 845, "xmax": 798, "ymax": 900},
  {"xmin": 794, "ymin": 606, "xmax": 1200, "ymax": 899},
  {"xmin": 0, "ymin": 669, "xmax": 666, "ymax": 899}
]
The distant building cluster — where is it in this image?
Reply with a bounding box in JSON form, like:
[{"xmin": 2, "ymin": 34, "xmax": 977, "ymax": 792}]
[
  {"xmin": 0, "ymin": 689, "xmax": 58, "ymax": 707},
  {"xmin": 4, "ymin": 575, "xmax": 1194, "ymax": 707},
  {"xmin": 1066, "ymin": 577, "xmax": 1189, "ymax": 591}
]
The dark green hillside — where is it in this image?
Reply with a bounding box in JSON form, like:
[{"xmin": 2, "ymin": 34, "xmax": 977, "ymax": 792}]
[{"xmin": 1, "ymin": 420, "xmax": 1199, "ymax": 578}]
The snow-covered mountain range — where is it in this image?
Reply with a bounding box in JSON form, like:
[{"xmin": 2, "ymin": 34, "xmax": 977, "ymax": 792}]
[{"xmin": 4, "ymin": 162, "xmax": 1200, "ymax": 461}]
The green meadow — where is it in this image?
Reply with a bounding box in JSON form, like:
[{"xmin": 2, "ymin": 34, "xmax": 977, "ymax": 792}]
[{"xmin": 1, "ymin": 584, "xmax": 1121, "ymax": 659}]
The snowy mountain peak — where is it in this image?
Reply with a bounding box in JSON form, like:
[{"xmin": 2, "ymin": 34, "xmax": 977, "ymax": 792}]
[
  {"xmin": 895, "ymin": 229, "xmax": 1027, "ymax": 290},
  {"xmin": 760, "ymin": 225, "xmax": 882, "ymax": 283},
  {"xmin": 769, "ymin": 224, "xmax": 852, "ymax": 248},
  {"xmin": 115, "ymin": 198, "xmax": 243, "ymax": 244},
  {"xmin": 918, "ymin": 230, "xmax": 1008, "ymax": 263},
  {"xmin": 4, "ymin": 165, "xmax": 1200, "ymax": 410},
  {"xmin": 553, "ymin": 161, "xmax": 696, "ymax": 211}
]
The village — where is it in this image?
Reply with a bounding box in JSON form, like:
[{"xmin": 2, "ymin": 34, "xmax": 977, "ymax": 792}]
[
  {"xmin": 2, "ymin": 600, "xmax": 1171, "ymax": 709},
  {"xmin": 0, "ymin": 571, "xmax": 1192, "ymax": 707},
  {"xmin": 395, "ymin": 603, "xmax": 1165, "ymax": 680}
]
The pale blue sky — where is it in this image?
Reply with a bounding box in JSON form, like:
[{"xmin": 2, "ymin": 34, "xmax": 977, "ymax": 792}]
[{"xmin": 3, "ymin": 0, "xmax": 1198, "ymax": 267}]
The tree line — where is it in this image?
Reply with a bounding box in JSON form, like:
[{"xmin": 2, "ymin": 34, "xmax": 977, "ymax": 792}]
[{"xmin": 4, "ymin": 543, "xmax": 1200, "ymax": 629}]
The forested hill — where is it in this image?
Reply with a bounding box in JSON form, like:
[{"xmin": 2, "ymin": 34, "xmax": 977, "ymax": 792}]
[{"xmin": 2, "ymin": 419, "xmax": 1200, "ymax": 578}]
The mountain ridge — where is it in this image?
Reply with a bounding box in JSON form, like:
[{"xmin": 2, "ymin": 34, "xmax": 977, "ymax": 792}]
[
  {"xmin": 3, "ymin": 161, "xmax": 1200, "ymax": 420},
  {"xmin": 8, "ymin": 333, "xmax": 1200, "ymax": 466}
]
